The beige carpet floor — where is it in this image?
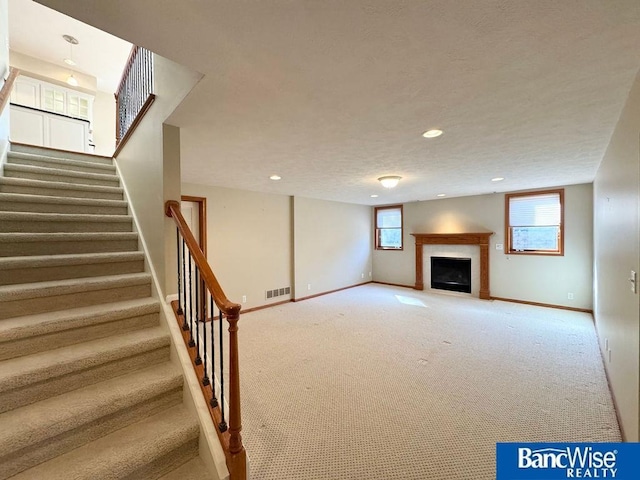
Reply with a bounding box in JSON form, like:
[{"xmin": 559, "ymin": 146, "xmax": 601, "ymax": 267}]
[{"xmin": 233, "ymin": 284, "xmax": 620, "ymax": 480}]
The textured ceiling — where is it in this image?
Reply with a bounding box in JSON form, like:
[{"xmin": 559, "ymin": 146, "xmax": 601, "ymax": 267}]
[
  {"xmin": 9, "ymin": 0, "xmax": 131, "ymax": 92},
  {"xmin": 36, "ymin": 0, "xmax": 640, "ymax": 205}
]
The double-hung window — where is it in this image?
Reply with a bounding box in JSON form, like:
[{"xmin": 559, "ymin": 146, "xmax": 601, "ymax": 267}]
[
  {"xmin": 505, "ymin": 189, "xmax": 564, "ymax": 255},
  {"xmin": 375, "ymin": 205, "xmax": 403, "ymax": 250}
]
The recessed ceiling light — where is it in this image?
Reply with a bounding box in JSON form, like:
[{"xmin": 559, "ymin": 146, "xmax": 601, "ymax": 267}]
[
  {"xmin": 269, "ymin": 175, "xmax": 281, "ymax": 180},
  {"xmin": 370, "ymin": 194, "xmax": 379, "ymax": 198},
  {"xmin": 64, "ymin": 58, "xmax": 76, "ymax": 66},
  {"xmin": 422, "ymin": 129, "xmax": 443, "ymax": 138},
  {"xmin": 436, "ymin": 193, "xmax": 446, "ymax": 197},
  {"xmin": 491, "ymin": 177, "xmax": 505, "ymax": 182}
]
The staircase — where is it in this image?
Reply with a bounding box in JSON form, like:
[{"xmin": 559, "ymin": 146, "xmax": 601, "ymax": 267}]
[{"xmin": 0, "ymin": 145, "xmax": 213, "ymax": 479}]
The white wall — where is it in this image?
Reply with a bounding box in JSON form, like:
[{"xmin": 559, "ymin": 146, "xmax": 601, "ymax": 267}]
[
  {"xmin": 115, "ymin": 53, "xmax": 201, "ymax": 297},
  {"xmin": 0, "ymin": 0, "xmax": 10, "ymax": 171},
  {"xmin": 176, "ymin": 187, "xmax": 373, "ymax": 308},
  {"xmin": 373, "ymin": 183, "xmax": 594, "ymax": 310},
  {"xmin": 10, "ymin": 50, "xmax": 97, "ymax": 91},
  {"xmin": 92, "ymin": 90, "xmax": 115, "ymax": 156},
  {"xmin": 181, "ymin": 183, "xmax": 292, "ymax": 311},
  {"xmin": 293, "ymin": 196, "xmax": 373, "ymax": 299},
  {"xmin": 593, "ymin": 70, "xmax": 640, "ymax": 441},
  {"xmin": 9, "ymin": 50, "xmax": 116, "ymax": 155}
]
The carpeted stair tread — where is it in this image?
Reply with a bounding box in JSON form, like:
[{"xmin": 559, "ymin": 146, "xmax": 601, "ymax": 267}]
[
  {"xmin": 9, "ymin": 143, "xmax": 114, "ymax": 165},
  {"xmin": 3, "ymin": 163, "xmax": 120, "ymax": 187},
  {"xmin": 0, "ymin": 363, "xmax": 183, "ymax": 479},
  {"xmin": 0, "ymin": 326, "xmax": 169, "ymax": 396},
  {"xmin": 0, "ymin": 297, "xmax": 160, "ymax": 360},
  {"xmin": 0, "ymin": 177, "xmax": 124, "ymax": 200},
  {"xmin": 9, "ymin": 405, "xmax": 199, "ymax": 480},
  {"xmin": 158, "ymin": 457, "xmax": 212, "ymax": 480},
  {"xmin": 0, "ymin": 192, "xmax": 128, "ymax": 214},
  {"xmin": 0, "ymin": 272, "xmax": 152, "ymax": 319},
  {"xmin": 8, "ymin": 151, "xmax": 116, "ymax": 174},
  {"xmin": 0, "ymin": 232, "xmax": 139, "ymax": 257},
  {"xmin": 0, "ymin": 251, "xmax": 144, "ymax": 269},
  {"xmin": 0, "ymin": 272, "xmax": 151, "ymax": 301},
  {"xmin": 0, "ymin": 211, "xmax": 132, "ymax": 223},
  {"xmin": 0, "ymin": 211, "xmax": 133, "ymax": 233},
  {"xmin": 0, "ymin": 251, "xmax": 145, "ymax": 284}
]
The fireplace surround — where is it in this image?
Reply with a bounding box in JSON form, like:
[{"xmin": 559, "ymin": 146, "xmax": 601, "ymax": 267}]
[{"xmin": 411, "ymin": 232, "xmax": 493, "ymax": 299}]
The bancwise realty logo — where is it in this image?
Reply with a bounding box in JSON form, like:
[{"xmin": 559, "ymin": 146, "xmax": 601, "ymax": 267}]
[{"xmin": 497, "ymin": 443, "xmax": 640, "ymax": 479}]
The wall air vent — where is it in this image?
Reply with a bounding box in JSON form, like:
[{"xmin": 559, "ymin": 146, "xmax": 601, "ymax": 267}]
[{"xmin": 265, "ymin": 287, "xmax": 291, "ymax": 300}]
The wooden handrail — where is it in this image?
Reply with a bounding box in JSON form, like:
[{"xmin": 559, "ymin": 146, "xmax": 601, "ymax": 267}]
[
  {"xmin": 115, "ymin": 46, "xmax": 140, "ymax": 98},
  {"xmin": 166, "ymin": 200, "xmax": 240, "ymax": 315},
  {"xmin": 165, "ymin": 200, "xmax": 246, "ymax": 480},
  {"xmin": 0, "ymin": 67, "xmax": 20, "ymax": 115}
]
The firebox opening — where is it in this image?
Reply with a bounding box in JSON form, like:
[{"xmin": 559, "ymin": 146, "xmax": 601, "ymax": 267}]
[{"xmin": 430, "ymin": 257, "xmax": 471, "ymax": 294}]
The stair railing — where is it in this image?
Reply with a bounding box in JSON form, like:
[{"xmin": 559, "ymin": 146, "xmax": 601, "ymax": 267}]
[
  {"xmin": 0, "ymin": 67, "xmax": 19, "ymax": 114},
  {"xmin": 165, "ymin": 200, "xmax": 247, "ymax": 480},
  {"xmin": 114, "ymin": 46, "xmax": 155, "ymax": 155}
]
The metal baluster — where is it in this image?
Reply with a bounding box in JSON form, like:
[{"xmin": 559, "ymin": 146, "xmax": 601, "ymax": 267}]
[
  {"xmin": 219, "ymin": 309, "xmax": 227, "ymax": 432},
  {"xmin": 188, "ymin": 254, "xmax": 195, "ymax": 347},
  {"xmin": 176, "ymin": 229, "xmax": 183, "ymax": 316},
  {"xmin": 181, "ymin": 238, "xmax": 188, "ymax": 330},
  {"xmin": 202, "ymin": 292, "xmax": 210, "ymax": 386},
  {"xmin": 194, "ymin": 267, "xmax": 202, "ymax": 365},
  {"xmin": 210, "ymin": 298, "xmax": 218, "ymax": 408}
]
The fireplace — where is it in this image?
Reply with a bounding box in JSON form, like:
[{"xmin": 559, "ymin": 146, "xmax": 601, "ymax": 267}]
[
  {"xmin": 430, "ymin": 257, "xmax": 471, "ymax": 294},
  {"xmin": 411, "ymin": 233, "xmax": 493, "ymax": 299}
]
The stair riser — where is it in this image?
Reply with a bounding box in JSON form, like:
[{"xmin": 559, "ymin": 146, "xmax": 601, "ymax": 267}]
[
  {"xmin": 0, "ymin": 283, "xmax": 152, "ymax": 320},
  {"xmin": 0, "ymin": 312, "xmax": 159, "ymax": 361},
  {"xmin": 0, "ymin": 388, "xmax": 183, "ymax": 480},
  {"xmin": 123, "ymin": 437, "xmax": 200, "ymax": 480},
  {"xmin": 4, "ymin": 169, "xmax": 120, "ymax": 188},
  {"xmin": 0, "ymin": 260, "xmax": 145, "ymax": 286},
  {"xmin": 0, "ymin": 219, "xmax": 133, "ymax": 233},
  {"xmin": 0, "ymin": 183, "xmax": 123, "ymax": 200},
  {"xmin": 0, "ymin": 238, "xmax": 138, "ymax": 257},
  {"xmin": 10, "ymin": 144, "xmax": 114, "ymax": 165},
  {"xmin": 0, "ymin": 346, "xmax": 169, "ymax": 414},
  {"xmin": 8, "ymin": 157, "xmax": 115, "ymax": 175},
  {"xmin": 0, "ymin": 201, "xmax": 128, "ymax": 215}
]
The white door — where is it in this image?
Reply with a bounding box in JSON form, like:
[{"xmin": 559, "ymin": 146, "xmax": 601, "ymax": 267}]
[
  {"xmin": 180, "ymin": 200, "xmax": 204, "ymax": 321},
  {"xmin": 180, "ymin": 201, "xmax": 200, "ymax": 248}
]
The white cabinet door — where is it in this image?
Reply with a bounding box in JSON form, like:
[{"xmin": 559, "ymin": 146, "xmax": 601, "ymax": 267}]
[
  {"xmin": 10, "ymin": 107, "xmax": 45, "ymax": 146},
  {"xmin": 10, "ymin": 77, "xmax": 40, "ymax": 108},
  {"xmin": 47, "ymin": 115, "xmax": 90, "ymax": 152},
  {"xmin": 10, "ymin": 104, "xmax": 91, "ymax": 153}
]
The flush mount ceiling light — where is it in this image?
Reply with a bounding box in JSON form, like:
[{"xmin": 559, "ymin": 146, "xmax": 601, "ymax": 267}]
[
  {"xmin": 370, "ymin": 194, "xmax": 379, "ymax": 198},
  {"xmin": 269, "ymin": 175, "xmax": 281, "ymax": 180},
  {"xmin": 491, "ymin": 177, "xmax": 505, "ymax": 182},
  {"xmin": 436, "ymin": 193, "xmax": 446, "ymax": 197},
  {"xmin": 378, "ymin": 175, "xmax": 402, "ymax": 188},
  {"xmin": 422, "ymin": 129, "xmax": 443, "ymax": 138}
]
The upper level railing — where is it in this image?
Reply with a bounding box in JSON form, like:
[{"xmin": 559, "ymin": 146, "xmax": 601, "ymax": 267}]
[
  {"xmin": 165, "ymin": 200, "xmax": 247, "ymax": 480},
  {"xmin": 0, "ymin": 67, "xmax": 19, "ymax": 115},
  {"xmin": 114, "ymin": 46, "xmax": 155, "ymax": 155}
]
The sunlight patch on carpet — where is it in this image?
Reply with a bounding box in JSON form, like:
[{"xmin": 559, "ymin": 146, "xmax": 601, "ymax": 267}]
[{"xmin": 395, "ymin": 294, "xmax": 428, "ymax": 307}]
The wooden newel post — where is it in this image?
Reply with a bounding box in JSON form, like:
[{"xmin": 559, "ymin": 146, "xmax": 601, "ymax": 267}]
[{"xmin": 227, "ymin": 309, "xmax": 247, "ymax": 480}]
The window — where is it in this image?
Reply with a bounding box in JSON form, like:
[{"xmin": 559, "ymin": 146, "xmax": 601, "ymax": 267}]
[
  {"xmin": 375, "ymin": 205, "xmax": 403, "ymax": 250},
  {"xmin": 42, "ymin": 88, "xmax": 65, "ymax": 114},
  {"xmin": 505, "ymin": 189, "xmax": 564, "ymax": 255}
]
